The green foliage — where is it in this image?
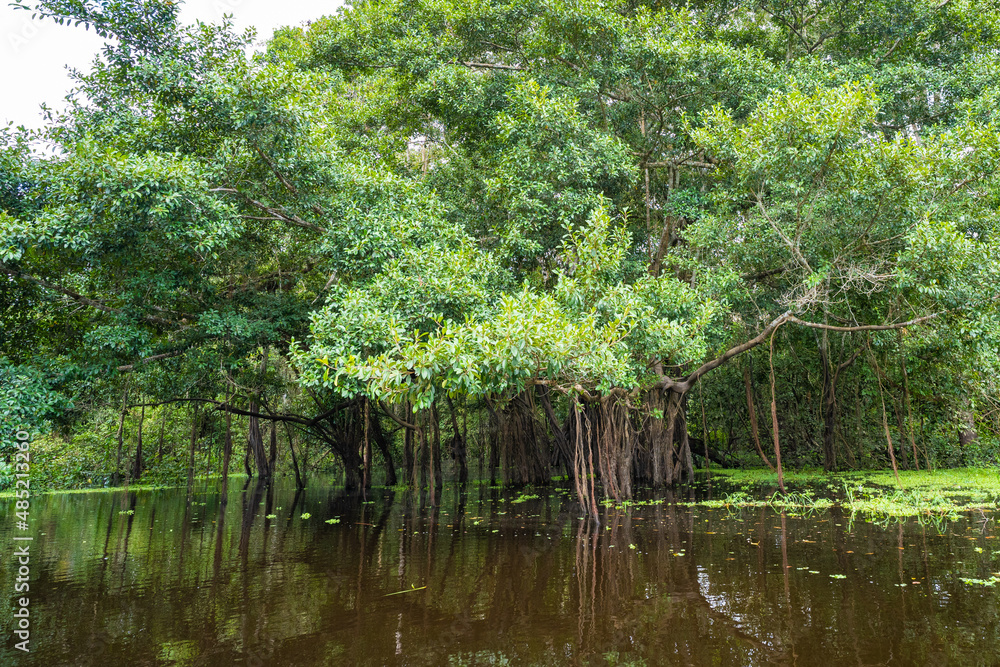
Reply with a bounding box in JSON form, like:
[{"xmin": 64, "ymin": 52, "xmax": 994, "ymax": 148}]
[
  {"xmin": 0, "ymin": 359, "xmax": 69, "ymax": 452},
  {"xmin": 2, "ymin": 0, "xmax": 998, "ymax": 488}
]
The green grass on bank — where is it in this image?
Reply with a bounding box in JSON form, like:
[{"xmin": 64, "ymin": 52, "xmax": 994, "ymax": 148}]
[
  {"xmin": 0, "ymin": 473, "xmax": 253, "ymax": 499},
  {"xmin": 697, "ymin": 467, "xmax": 1000, "ymax": 519},
  {"xmin": 705, "ymin": 466, "xmax": 1000, "ymax": 491}
]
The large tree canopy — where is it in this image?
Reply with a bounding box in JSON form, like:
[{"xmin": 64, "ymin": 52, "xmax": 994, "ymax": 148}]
[{"xmin": 1, "ymin": 0, "xmax": 998, "ymax": 506}]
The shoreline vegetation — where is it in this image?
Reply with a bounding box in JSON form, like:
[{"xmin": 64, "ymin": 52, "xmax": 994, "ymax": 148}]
[{"xmin": 2, "ymin": 0, "xmax": 999, "ymax": 523}]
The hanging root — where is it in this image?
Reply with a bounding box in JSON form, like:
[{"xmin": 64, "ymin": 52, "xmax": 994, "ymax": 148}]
[{"xmin": 488, "ymin": 391, "xmax": 549, "ymax": 486}]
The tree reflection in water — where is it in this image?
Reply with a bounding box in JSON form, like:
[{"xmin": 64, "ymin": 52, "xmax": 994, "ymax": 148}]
[{"xmin": 1, "ymin": 480, "xmax": 998, "ymax": 665}]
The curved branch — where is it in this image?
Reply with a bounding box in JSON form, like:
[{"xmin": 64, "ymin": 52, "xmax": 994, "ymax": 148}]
[
  {"xmin": 675, "ymin": 311, "xmax": 793, "ymax": 391},
  {"xmin": 379, "ymin": 400, "xmax": 419, "ymax": 430},
  {"xmin": 786, "ymin": 312, "xmax": 942, "ymax": 332}
]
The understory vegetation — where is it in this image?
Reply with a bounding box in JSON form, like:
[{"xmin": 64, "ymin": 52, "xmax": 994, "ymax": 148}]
[{"xmin": 2, "ymin": 0, "xmax": 999, "ymax": 517}]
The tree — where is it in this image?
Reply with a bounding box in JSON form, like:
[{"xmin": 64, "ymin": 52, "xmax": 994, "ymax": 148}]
[{"xmin": 1, "ymin": 0, "xmax": 997, "ymax": 507}]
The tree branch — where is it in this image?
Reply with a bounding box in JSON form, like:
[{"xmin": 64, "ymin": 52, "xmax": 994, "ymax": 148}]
[
  {"xmin": 117, "ymin": 350, "xmax": 187, "ymax": 372},
  {"xmin": 676, "ymin": 311, "xmax": 794, "ymax": 391},
  {"xmin": 1, "ymin": 262, "xmax": 180, "ymax": 328},
  {"xmin": 211, "ymin": 189, "xmax": 327, "ymax": 234},
  {"xmin": 786, "ymin": 312, "xmax": 942, "ymax": 332},
  {"xmin": 379, "ymin": 400, "xmax": 419, "ymax": 430},
  {"xmin": 455, "ymin": 60, "xmax": 522, "ymax": 71}
]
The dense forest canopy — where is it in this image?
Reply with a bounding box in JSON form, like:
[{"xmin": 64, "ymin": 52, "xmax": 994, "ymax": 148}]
[{"xmin": 1, "ymin": 0, "xmax": 998, "ymax": 512}]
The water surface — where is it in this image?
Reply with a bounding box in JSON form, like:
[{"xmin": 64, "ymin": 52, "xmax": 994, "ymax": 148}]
[{"xmin": 2, "ymin": 477, "xmax": 999, "ymax": 665}]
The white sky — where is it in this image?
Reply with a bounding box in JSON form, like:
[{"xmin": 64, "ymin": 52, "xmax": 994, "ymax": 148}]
[{"xmin": 0, "ymin": 0, "xmax": 343, "ymax": 130}]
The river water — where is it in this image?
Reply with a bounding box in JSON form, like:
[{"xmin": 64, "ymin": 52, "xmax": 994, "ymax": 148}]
[{"xmin": 2, "ymin": 477, "xmax": 998, "ymax": 666}]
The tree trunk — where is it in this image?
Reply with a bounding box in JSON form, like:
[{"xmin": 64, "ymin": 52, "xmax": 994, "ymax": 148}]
[
  {"xmin": 769, "ymin": 330, "xmax": 785, "ymax": 493},
  {"xmin": 958, "ymin": 395, "xmax": 978, "ymax": 447},
  {"xmin": 419, "ymin": 411, "xmax": 430, "ymax": 490},
  {"xmin": 403, "ymin": 411, "xmax": 415, "ymax": 487},
  {"xmin": 485, "ymin": 399, "xmax": 500, "ymax": 484},
  {"xmin": 868, "ymin": 346, "xmax": 900, "ymax": 483},
  {"xmin": 743, "ymin": 366, "xmax": 775, "ymax": 471},
  {"xmin": 897, "ymin": 333, "xmax": 926, "ymax": 471},
  {"xmin": 675, "ymin": 395, "xmax": 694, "ymax": 482},
  {"xmin": 344, "ymin": 455, "xmax": 363, "ymax": 490},
  {"xmin": 446, "ymin": 395, "xmax": 468, "ymax": 484},
  {"xmin": 157, "ymin": 404, "xmax": 167, "ymax": 462},
  {"xmin": 958, "ymin": 407, "xmax": 978, "ymax": 465},
  {"xmin": 222, "ymin": 401, "xmax": 233, "ymax": 487},
  {"xmin": 114, "ymin": 386, "xmax": 129, "ymax": 485},
  {"xmin": 268, "ymin": 421, "xmax": 277, "ymax": 475},
  {"xmin": 284, "ymin": 422, "xmax": 304, "ymax": 489},
  {"xmin": 372, "ymin": 414, "xmax": 397, "ymax": 486},
  {"xmin": 430, "ymin": 404, "xmax": 441, "ymax": 504},
  {"xmin": 699, "ymin": 382, "xmax": 710, "ymax": 472},
  {"xmin": 892, "ymin": 396, "xmax": 910, "ymax": 470},
  {"xmin": 818, "ymin": 328, "xmax": 837, "ymax": 471},
  {"xmin": 247, "ymin": 404, "xmax": 270, "ymax": 479},
  {"xmin": 187, "ymin": 402, "xmax": 199, "ymax": 491},
  {"xmin": 130, "ymin": 404, "xmax": 145, "ymax": 481},
  {"xmin": 247, "ymin": 350, "xmax": 272, "ymax": 479}
]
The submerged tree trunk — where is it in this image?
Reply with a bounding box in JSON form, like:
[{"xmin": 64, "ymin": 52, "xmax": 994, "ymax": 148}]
[
  {"xmin": 247, "ymin": 350, "xmax": 272, "ymax": 479},
  {"xmin": 247, "ymin": 405, "xmax": 270, "ymax": 479},
  {"xmin": 268, "ymin": 421, "xmax": 277, "ymax": 475},
  {"xmin": 491, "ymin": 392, "xmax": 549, "ymax": 486},
  {"xmin": 222, "ymin": 401, "xmax": 233, "ymax": 487},
  {"xmin": 446, "ymin": 395, "xmax": 468, "ymax": 484},
  {"xmin": 418, "ymin": 413, "xmax": 429, "ymax": 490},
  {"xmin": 678, "ymin": 394, "xmax": 694, "ymax": 482},
  {"xmin": 284, "ymin": 423, "xmax": 304, "ymax": 489},
  {"xmin": 485, "ymin": 399, "xmax": 500, "ymax": 484},
  {"xmin": 403, "ymin": 410, "xmax": 415, "ymax": 487},
  {"xmin": 368, "ymin": 410, "xmax": 396, "ymax": 487},
  {"xmin": 569, "ymin": 396, "xmax": 600, "ymax": 523},
  {"xmin": 362, "ymin": 398, "xmax": 372, "ymax": 490}
]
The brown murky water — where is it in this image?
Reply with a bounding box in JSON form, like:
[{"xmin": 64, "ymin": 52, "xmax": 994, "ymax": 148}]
[{"xmin": 2, "ymin": 478, "xmax": 999, "ymax": 666}]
